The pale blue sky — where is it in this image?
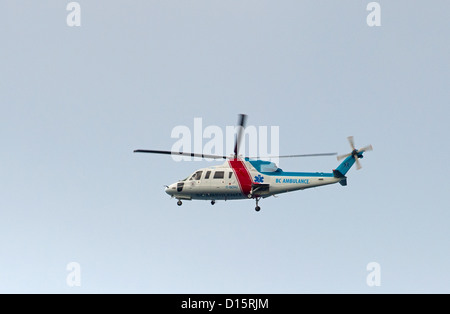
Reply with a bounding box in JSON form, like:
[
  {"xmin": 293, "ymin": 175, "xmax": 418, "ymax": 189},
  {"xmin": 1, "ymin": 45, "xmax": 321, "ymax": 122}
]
[{"xmin": 1, "ymin": 1, "xmax": 449, "ymax": 293}]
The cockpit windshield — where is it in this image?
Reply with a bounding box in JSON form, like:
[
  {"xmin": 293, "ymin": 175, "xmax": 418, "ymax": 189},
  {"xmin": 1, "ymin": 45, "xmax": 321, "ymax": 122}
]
[{"xmin": 189, "ymin": 171, "xmax": 203, "ymax": 181}]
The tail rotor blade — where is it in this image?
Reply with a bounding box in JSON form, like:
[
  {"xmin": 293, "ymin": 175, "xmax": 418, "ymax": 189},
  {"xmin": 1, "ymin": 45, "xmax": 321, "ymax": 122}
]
[
  {"xmin": 233, "ymin": 114, "xmax": 247, "ymax": 157},
  {"xmin": 348, "ymin": 136, "xmax": 355, "ymax": 151},
  {"xmin": 355, "ymin": 156, "xmax": 362, "ymax": 170},
  {"xmin": 337, "ymin": 153, "xmax": 351, "ymax": 161},
  {"xmin": 358, "ymin": 144, "xmax": 373, "ymax": 153}
]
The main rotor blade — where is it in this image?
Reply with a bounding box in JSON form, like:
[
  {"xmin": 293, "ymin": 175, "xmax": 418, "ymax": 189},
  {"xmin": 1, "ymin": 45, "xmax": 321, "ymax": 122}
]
[
  {"xmin": 249, "ymin": 152, "xmax": 337, "ymax": 159},
  {"xmin": 133, "ymin": 149, "xmax": 227, "ymax": 159},
  {"xmin": 348, "ymin": 136, "xmax": 355, "ymax": 151},
  {"xmin": 233, "ymin": 114, "xmax": 247, "ymax": 157}
]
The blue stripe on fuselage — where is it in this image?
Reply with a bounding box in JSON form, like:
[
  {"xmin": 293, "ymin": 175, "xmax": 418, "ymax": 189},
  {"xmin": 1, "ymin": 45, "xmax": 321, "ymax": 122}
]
[
  {"xmin": 247, "ymin": 159, "xmax": 333, "ymax": 177},
  {"xmin": 260, "ymin": 171, "xmax": 334, "ymax": 177}
]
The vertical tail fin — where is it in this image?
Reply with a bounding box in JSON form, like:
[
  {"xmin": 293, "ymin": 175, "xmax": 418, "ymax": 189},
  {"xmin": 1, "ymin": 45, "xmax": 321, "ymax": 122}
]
[
  {"xmin": 335, "ymin": 155, "xmax": 357, "ymax": 177},
  {"xmin": 334, "ymin": 137, "xmax": 372, "ymax": 186}
]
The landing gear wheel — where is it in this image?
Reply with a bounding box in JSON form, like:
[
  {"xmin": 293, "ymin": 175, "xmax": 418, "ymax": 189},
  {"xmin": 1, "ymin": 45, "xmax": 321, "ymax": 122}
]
[
  {"xmin": 254, "ymin": 197, "xmax": 261, "ymax": 212},
  {"xmin": 211, "ymin": 200, "xmax": 215, "ymax": 205},
  {"xmin": 177, "ymin": 200, "xmax": 182, "ymax": 206}
]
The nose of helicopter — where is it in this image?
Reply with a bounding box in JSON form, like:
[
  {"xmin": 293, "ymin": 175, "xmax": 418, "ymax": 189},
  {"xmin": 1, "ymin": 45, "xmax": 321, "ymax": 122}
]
[{"xmin": 165, "ymin": 183, "xmax": 176, "ymax": 195}]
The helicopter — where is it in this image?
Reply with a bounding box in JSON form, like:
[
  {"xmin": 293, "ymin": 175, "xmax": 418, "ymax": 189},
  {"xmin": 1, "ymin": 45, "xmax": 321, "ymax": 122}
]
[{"xmin": 134, "ymin": 114, "xmax": 372, "ymax": 212}]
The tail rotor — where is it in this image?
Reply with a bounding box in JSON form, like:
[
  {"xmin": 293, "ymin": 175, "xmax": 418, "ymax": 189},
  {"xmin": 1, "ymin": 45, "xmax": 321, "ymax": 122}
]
[{"xmin": 337, "ymin": 136, "xmax": 373, "ymax": 170}]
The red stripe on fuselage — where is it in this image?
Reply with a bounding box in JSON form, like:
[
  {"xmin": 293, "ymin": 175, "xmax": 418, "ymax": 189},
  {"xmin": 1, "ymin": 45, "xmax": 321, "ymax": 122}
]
[{"xmin": 228, "ymin": 158, "xmax": 253, "ymax": 196}]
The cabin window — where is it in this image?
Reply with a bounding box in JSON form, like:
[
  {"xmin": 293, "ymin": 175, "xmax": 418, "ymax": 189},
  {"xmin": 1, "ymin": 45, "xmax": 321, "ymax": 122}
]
[
  {"xmin": 228, "ymin": 172, "xmax": 233, "ymax": 179},
  {"xmin": 205, "ymin": 171, "xmax": 211, "ymax": 179},
  {"xmin": 213, "ymin": 171, "xmax": 224, "ymax": 179}
]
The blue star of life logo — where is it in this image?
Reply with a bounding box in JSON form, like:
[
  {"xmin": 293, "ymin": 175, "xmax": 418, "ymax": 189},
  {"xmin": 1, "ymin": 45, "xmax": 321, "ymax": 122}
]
[{"xmin": 254, "ymin": 174, "xmax": 264, "ymax": 183}]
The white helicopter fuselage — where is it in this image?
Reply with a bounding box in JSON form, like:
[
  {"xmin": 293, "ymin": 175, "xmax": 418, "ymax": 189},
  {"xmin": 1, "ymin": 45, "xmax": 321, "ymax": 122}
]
[
  {"xmin": 135, "ymin": 114, "xmax": 371, "ymax": 211},
  {"xmin": 165, "ymin": 158, "xmax": 342, "ymax": 201}
]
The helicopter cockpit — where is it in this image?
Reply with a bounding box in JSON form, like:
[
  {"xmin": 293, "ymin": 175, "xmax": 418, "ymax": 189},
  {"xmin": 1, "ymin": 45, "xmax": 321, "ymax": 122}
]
[{"xmin": 188, "ymin": 171, "xmax": 203, "ymax": 181}]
